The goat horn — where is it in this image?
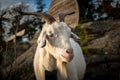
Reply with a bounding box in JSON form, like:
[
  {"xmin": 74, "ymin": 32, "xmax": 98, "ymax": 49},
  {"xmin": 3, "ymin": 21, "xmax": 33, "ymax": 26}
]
[
  {"xmin": 59, "ymin": 11, "xmax": 75, "ymax": 22},
  {"xmin": 18, "ymin": 11, "xmax": 56, "ymax": 24}
]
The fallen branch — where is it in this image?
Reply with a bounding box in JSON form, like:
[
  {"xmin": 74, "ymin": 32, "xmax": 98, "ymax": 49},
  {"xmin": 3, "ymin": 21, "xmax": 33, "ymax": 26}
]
[{"xmin": 5, "ymin": 29, "xmax": 25, "ymax": 42}]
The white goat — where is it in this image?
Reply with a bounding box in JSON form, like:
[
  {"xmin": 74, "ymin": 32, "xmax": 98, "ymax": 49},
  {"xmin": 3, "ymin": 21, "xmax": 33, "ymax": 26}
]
[{"xmin": 19, "ymin": 11, "xmax": 86, "ymax": 80}]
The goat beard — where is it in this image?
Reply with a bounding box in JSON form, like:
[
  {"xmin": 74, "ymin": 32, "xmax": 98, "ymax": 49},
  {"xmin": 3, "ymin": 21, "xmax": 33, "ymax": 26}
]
[{"xmin": 57, "ymin": 61, "xmax": 67, "ymax": 80}]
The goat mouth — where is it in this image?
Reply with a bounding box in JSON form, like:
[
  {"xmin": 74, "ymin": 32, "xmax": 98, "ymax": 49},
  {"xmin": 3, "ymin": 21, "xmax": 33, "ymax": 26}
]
[{"xmin": 61, "ymin": 54, "xmax": 73, "ymax": 62}]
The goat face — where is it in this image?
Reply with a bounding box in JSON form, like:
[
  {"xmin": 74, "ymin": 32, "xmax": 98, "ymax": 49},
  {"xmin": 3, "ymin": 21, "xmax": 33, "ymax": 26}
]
[
  {"xmin": 38, "ymin": 21, "xmax": 74, "ymax": 62},
  {"xmin": 18, "ymin": 11, "xmax": 79, "ymax": 62}
]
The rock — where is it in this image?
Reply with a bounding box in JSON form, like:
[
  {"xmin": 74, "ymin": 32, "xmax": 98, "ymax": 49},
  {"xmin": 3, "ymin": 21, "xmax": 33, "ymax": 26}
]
[{"xmin": 80, "ymin": 20, "xmax": 120, "ymax": 55}]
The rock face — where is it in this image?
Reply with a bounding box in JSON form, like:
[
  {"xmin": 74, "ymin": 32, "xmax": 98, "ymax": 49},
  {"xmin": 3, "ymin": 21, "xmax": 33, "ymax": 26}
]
[
  {"xmin": 78, "ymin": 20, "xmax": 120, "ymax": 80},
  {"xmin": 80, "ymin": 20, "xmax": 120, "ymax": 55}
]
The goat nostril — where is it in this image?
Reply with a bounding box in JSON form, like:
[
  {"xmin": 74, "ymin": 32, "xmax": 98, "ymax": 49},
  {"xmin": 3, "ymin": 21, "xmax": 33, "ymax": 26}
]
[{"xmin": 66, "ymin": 49, "xmax": 73, "ymax": 54}]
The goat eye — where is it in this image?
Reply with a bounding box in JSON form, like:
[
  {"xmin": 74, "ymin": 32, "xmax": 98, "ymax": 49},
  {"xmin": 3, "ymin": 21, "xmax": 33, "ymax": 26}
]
[
  {"xmin": 49, "ymin": 33, "xmax": 54, "ymax": 37},
  {"xmin": 48, "ymin": 33, "xmax": 57, "ymax": 38}
]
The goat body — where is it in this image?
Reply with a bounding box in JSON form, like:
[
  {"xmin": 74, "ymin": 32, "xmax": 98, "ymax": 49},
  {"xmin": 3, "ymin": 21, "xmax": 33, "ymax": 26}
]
[
  {"xmin": 34, "ymin": 22, "xmax": 86, "ymax": 80},
  {"xmin": 19, "ymin": 11, "xmax": 86, "ymax": 80}
]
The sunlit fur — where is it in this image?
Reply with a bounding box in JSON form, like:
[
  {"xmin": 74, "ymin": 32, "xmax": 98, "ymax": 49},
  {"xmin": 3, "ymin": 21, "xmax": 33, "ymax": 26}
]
[{"xmin": 34, "ymin": 21, "xmax": 86, "ymax": 80}]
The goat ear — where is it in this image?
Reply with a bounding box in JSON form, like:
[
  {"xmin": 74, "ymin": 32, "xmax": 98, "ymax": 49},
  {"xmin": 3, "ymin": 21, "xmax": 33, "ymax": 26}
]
[
  {"xmin": 37, "ymin": 31, "xmax": 46, "ymax": 48},
  {"xmin": 71, "ymin": 32, "xmax": 81, "ymax": 42}
]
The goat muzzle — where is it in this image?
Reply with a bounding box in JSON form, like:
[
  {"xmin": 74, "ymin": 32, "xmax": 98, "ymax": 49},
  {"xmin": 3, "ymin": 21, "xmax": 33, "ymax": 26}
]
[{"xmin": 61, "ymin": 48, "xmax": 74, "ymax": 62}]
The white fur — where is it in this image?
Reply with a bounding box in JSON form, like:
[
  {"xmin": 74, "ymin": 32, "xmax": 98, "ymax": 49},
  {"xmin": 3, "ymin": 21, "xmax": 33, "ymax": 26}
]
[{"xmin": 34, "ymin": 21, "xmax": 86, "ymax": 80}]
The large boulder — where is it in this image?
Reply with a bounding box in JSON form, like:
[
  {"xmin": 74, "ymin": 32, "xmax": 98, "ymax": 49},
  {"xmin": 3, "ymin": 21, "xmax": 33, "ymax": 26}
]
[
  {"xmin": 78, "ymin": 20, "xmax": 120, "ymax": 80},
  {"xmin": 80, "ymin": 20, "xmax": 120, "ymax": 55}
]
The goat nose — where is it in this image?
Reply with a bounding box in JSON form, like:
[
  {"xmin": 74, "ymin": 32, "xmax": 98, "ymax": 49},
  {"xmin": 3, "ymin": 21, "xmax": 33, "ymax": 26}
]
[{"xmin": 66, "ymin": 48, "xmax": 73, "ymax": 54}]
